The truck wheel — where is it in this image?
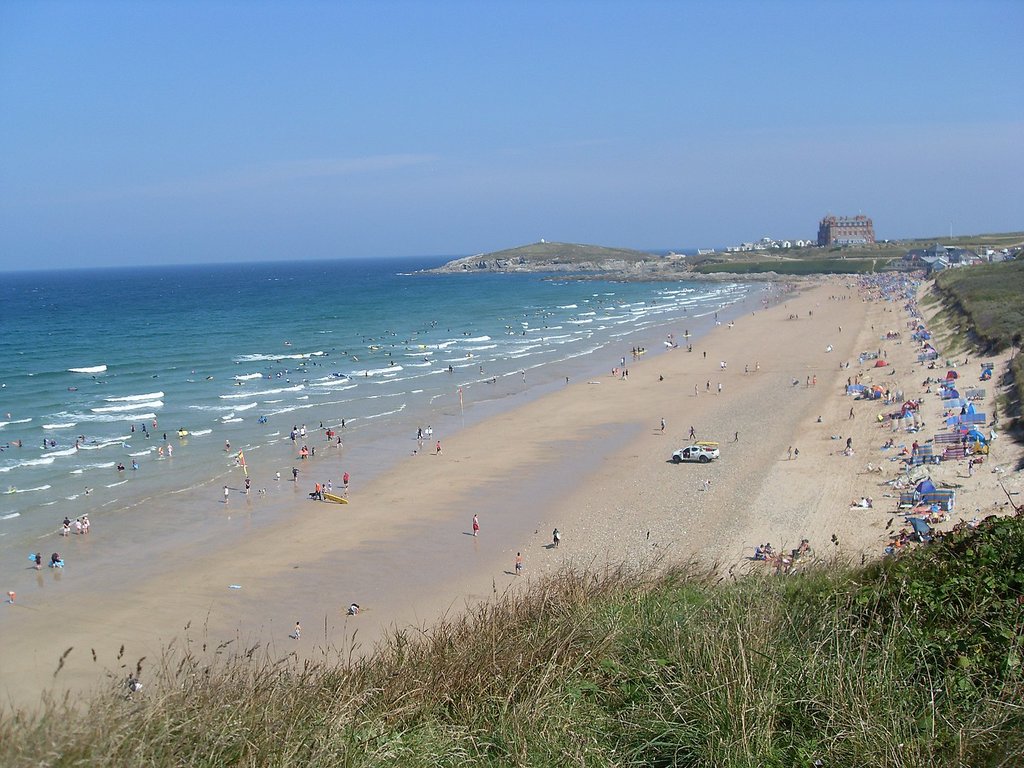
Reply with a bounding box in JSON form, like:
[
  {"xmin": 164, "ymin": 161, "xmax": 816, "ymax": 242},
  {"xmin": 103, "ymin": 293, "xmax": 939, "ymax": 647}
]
[{"xmin": 699, "ymin": 455, "xmax": 710, "ymax": 463}]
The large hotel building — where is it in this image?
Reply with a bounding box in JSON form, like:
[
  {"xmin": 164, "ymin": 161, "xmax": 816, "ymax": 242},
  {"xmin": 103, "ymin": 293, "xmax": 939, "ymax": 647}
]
[{"xmin": 817, "ymin": 215, "xmax": 876, "ymax": 246}]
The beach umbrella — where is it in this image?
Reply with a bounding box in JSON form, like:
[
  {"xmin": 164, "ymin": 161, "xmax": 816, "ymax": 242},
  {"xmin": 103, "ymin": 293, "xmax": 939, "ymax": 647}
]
[{"xmin": 874, "ymin": 359, "xmax": 888, "ymax": 367}]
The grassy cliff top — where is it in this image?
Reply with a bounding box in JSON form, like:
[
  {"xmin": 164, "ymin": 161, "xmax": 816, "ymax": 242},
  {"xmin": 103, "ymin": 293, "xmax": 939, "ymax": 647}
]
[{"xmin": 432, "ymin": 241, "xmax": 662, "ymax": 272}]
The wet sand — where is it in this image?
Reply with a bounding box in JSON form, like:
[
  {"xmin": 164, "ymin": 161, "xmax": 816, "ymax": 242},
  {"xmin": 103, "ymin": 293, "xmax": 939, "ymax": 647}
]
[{"xmin": 2, "ymin": 277, "xmax": 1020, "ymax": 712}]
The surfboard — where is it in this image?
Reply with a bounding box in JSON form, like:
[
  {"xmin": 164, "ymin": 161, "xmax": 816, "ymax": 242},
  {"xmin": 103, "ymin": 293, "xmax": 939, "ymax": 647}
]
[{"xmin": 323, "ymin": 492, "xmax": 349, "ymax": 504}]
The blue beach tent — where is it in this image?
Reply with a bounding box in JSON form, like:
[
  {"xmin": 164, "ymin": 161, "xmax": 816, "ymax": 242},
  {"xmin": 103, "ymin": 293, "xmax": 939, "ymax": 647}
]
[
  {"xmin": 966, "ymin": 429, "xmax": 987, "ymax": 445},
  {"xmin": 916, "ymin": 479, "xmax": 936, "ymax": 495}
]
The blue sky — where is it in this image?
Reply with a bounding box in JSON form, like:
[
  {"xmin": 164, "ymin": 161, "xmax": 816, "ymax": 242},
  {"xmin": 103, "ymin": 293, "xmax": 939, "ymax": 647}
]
[{"xmin": 1, "ymin": 0, "xmax": 1021, "ymax": 269}]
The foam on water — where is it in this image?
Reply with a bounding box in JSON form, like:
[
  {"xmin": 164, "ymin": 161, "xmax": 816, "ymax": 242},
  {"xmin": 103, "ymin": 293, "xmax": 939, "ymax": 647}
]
[
  {"xmin": 105, "ymin": 391, "xmax": 164, "ymax": 402},
  {"xmin": 91, "ymin": 400, "xmax": 163, "ymax": 413}
]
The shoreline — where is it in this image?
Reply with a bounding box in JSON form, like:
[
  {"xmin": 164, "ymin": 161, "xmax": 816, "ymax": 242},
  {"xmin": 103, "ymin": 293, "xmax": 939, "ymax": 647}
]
[{"xmin": 3, "ymin": 275, "xmax": 1021, "ymax": 713}]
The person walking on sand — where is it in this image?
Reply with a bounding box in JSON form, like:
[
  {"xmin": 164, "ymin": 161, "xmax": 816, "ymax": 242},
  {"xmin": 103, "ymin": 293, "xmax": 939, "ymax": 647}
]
[
  {"xmin": 660, "ymin": 418, "xmax": 666, "ymax": 433},
  {"xmin": 436, "ymin": 440, "xmax": 442, "ymax": 455},
  {"xmin": 472, "ymin": 514, "xmax": 480, "ymax": 536},
  {"xmin": 291, "ymin": 621, "xmax": 301, "ymax": 640},
  {"xmin": 223, "ymin": 485, "xmax": 230, "ymax": 503},
  {"xmin": 515, "ymin": 552, "xmax": 523, "ymax": 575},
  {"xmin": 689, "ymin": 425, "xmax": 696, "ymax": 440},
  {"xmin": 552, "ymin": 528, "xmax": 561, "ymax": 547},
  {"xmin": 787, "ymin": 446, "xmax": 793, "ymax": 460}
]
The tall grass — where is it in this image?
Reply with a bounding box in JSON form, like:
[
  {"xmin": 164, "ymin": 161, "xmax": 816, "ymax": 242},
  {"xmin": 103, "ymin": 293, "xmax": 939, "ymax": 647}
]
[{"xmin": 2, "ymin": 515, "xmax": 1023, "ymax": 767}]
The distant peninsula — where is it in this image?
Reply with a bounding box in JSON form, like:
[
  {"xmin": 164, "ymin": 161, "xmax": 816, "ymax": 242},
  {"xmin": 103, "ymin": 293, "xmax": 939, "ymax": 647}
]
[{"xmin": 428, "ymin": 241, "xmax": 682, "ymax": 277}]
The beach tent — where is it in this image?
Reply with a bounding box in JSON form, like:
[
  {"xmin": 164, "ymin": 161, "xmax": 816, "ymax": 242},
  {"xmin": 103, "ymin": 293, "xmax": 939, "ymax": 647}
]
[
  {"xmin": 916, "ymin": 479, "xmax": 936, "ymax": 495},
  {"xmin": 980, "ymin": 369, "xmax": 992, "ymax": 381},
  {"xmin": 966, "ymin": 428, "xmax": 987, "ymax": 445},
  {"xmin": 945, "ymin": 370, "xmax": 958, "ymax": 380},
  {"xmin": 874, "ymin": 359, "xmax": 888, "ymax": 368},
  {"xmin": 966, "ymin": 402, "xmax": 976, "ymax": 415},
  {"xmin": 942, "ymin": 389, "xmax": 960, "ymax": 400}
]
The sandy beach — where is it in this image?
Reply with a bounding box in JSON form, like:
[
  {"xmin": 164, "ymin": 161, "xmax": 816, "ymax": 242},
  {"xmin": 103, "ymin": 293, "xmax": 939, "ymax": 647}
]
[{"xmin": 3, "ymin": 275, "xmax": 1021, "ymax": 712}]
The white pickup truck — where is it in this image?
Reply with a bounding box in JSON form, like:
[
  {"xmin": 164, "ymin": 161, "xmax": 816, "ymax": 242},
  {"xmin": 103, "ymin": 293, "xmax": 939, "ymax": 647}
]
[{"xmin": 671, "ymin": 442, "xmax": 720, "ymax": 464}]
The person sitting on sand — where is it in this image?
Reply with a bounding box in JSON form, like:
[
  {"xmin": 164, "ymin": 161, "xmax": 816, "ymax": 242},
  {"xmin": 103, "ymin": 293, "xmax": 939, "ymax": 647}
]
[{"xmin": 347, "ymin": 603, "xmax": 360, "ymax": 616}]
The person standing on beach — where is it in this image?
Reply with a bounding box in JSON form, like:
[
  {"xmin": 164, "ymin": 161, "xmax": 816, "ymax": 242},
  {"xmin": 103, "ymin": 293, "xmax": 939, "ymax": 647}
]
[
  {"xmin": 552, "ymin": 528, "xmax": 561, "ymax": 547},
  {"xmin": 292, "ymin": 467, "xmax": 299, "ymax": 481},
  {"xmin": 436, "ymin": 440, "xmax": 442, "ymax": 455},
  {"xmin": 689, "ymin": 426, "xmax": 696, "ymax": 440},
  {"xmin": 660, "ymin": 418, "xmax": 666, "ymax": 433},
  {"xmin": 223, "ymin": 485, "xmax": 230, "ymax": 503},
  {"xmin": 515, "ymin": 552, "xmax": 523, "ymax": 575},
  {"xmin": 291, "ymin": 621, "xmax": 301, "ymax": 640},
  {"xmin": 471, "ymin": 514, "xmax": 480, "ymax": 536}
]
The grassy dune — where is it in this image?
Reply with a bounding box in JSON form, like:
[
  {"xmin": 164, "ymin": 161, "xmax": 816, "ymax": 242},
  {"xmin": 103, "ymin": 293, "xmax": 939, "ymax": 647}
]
[
  {"xmin": 932, "ymin": 259, "xmax": 1024, "ymax": 434},
  {"xmin": 3, "ymin": 511, "xmax": 1022, "ymax": 767}
]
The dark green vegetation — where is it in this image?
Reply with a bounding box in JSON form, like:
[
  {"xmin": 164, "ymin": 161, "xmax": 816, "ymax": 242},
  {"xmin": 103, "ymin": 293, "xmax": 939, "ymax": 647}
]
[
  {"xmin": 693, "ymin": 258, "xmax": 882, "ymax": 275},
  {"xmin": 4, "ymin": 513, "xmax": 1022, "ymax": 767},
  {"xmin": 933, "ymin": 259, "xmax": 1024, "ymax": 432},
  {"xmin": 934, "ymin": 260, "xmax": 1024, "ymax": 352}
]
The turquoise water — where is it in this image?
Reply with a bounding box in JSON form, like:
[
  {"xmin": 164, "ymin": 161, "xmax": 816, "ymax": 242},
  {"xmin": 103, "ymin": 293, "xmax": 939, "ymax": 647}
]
[{"xmin": 0, "ymin": 257, "xmax": 753, "ymax": 554}]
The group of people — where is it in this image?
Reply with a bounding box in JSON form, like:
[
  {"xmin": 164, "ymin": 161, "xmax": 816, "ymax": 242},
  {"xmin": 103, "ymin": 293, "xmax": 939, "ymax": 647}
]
[{"xmin": 61, "ymin": 515, "xmax": 90, "ymax": 536}]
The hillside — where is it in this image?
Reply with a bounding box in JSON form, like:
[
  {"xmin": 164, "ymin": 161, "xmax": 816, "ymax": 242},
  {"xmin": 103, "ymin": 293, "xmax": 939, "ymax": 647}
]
[{"xmin": 3, "ymin": 512, "xmax": 1022, "ymax": 766}]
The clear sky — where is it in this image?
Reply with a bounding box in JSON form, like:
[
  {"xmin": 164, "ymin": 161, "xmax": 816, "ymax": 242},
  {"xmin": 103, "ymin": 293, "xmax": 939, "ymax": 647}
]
[{"xmin": 1, "ymin": 0, "xmax": 1021, "ymax": 270}]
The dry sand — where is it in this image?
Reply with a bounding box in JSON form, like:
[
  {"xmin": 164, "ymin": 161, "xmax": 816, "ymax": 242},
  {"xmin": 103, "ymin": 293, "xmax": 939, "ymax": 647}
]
[{"xmin": 2, "ymin": 276, "xmax": 1021, "ymax": 711}]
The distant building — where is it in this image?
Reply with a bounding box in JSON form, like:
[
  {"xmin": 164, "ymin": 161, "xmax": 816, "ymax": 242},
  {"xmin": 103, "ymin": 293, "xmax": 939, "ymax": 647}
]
[{"xmin": 817, "ymin": 215, "xmax": 876, "ymax": 246}]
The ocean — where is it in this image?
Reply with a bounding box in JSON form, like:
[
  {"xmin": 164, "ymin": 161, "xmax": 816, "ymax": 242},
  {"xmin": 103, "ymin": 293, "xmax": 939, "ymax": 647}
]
[{"xmin": 0, "ymin": 257, "xmax": 755, "ymax": 558}]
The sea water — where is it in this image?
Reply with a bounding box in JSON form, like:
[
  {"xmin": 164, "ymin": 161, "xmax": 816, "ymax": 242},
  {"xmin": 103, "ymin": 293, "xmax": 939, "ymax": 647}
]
[{"xmin": 0, "ymin": 257, "xmax": 755, "ymax": 556}]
